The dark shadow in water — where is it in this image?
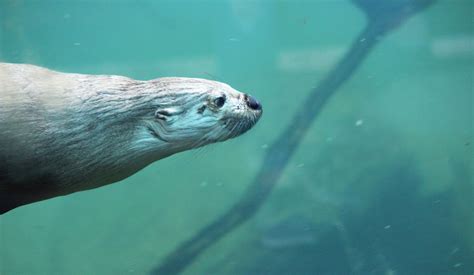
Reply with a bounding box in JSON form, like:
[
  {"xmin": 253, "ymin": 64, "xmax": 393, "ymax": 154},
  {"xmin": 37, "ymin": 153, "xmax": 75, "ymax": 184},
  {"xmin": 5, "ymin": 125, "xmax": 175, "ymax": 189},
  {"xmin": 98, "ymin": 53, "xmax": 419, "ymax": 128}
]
[
  {"xmin": 150, "ymin": 1, "xmax": 437, "ymax": 274},
  {"xmin": 340, "ymin": 162, "xmax": 474, "ymax": 274},
  {"xmin": 209, "ymin": 160, "xmax": 473, "ymax": 274}
]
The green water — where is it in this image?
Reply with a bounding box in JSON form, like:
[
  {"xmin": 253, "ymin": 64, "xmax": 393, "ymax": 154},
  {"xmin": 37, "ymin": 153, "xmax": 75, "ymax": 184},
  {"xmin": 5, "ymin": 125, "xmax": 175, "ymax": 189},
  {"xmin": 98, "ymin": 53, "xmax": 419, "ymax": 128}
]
[{"xmin": 1, "ymin": 1, "xmax": 472, "ymax": 274}]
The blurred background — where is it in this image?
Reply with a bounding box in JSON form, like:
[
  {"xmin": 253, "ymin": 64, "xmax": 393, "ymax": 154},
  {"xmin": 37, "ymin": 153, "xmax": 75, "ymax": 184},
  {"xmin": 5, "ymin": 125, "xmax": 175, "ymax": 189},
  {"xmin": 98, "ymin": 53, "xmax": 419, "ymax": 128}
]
[{"xmin": 0, "ymin": 0, "xmax": 472, "ymax": 274}]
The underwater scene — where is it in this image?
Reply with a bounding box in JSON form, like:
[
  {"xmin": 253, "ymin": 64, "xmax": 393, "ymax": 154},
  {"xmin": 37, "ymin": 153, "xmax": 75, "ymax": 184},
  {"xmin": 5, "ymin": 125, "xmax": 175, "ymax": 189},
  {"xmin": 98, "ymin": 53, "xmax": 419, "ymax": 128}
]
[{"xmin": 0, "ymin": 0, "xmax": 472, "ymax": 274}]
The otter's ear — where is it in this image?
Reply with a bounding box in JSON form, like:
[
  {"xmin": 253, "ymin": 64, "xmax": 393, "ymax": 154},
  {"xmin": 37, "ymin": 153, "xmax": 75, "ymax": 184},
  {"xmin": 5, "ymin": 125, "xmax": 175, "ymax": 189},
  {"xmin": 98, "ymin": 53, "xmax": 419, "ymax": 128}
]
[{"xmin": 155, "ymin": 107, "xmax": 184, "ymax": 121}]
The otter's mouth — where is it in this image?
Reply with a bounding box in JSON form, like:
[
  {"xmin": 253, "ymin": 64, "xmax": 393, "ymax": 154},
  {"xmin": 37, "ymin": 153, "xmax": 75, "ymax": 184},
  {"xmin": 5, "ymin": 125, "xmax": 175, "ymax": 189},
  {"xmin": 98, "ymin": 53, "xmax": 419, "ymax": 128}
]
[{"xmin": 222, "ymin": 111, "xmax": 262, "ymax": 139}]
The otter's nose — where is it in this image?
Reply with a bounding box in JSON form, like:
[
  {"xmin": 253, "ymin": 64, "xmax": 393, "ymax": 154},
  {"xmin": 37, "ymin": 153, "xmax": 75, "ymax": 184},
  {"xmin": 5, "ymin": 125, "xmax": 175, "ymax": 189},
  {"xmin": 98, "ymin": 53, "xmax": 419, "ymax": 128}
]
[{"xmin": 244, "ymin": 94, "xmax": 262, "ymax": 111}]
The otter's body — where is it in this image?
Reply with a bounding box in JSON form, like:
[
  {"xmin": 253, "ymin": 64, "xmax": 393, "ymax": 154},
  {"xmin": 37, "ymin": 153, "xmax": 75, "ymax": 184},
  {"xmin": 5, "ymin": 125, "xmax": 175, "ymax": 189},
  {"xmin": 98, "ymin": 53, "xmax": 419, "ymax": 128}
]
[{"xmin": 0, "ymin": 63, "xmax": 262, "ymax": 214}]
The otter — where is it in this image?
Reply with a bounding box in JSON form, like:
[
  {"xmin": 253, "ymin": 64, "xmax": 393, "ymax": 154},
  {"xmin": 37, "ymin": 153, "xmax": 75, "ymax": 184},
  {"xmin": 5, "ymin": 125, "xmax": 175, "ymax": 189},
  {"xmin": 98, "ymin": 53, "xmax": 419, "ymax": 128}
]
[{"xmin": 0, "ymin": 63, "xmax": 262, "ymax": 214}]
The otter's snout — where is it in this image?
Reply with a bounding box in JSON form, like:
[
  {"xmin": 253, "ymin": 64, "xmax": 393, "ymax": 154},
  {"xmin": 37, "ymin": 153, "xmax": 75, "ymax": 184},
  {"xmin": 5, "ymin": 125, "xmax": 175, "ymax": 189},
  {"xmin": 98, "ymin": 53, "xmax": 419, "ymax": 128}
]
[{"xmin": 244, "ymin": 94, "xmax": 262, "ymax": 111}]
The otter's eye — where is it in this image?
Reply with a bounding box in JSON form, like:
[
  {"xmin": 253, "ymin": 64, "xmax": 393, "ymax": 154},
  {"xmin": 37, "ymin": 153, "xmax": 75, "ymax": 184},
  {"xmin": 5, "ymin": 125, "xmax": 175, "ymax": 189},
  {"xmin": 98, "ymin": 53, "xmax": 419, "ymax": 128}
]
[{"xmin": 213, "ymin": 96, "xmax": 226, "ymax": 108}]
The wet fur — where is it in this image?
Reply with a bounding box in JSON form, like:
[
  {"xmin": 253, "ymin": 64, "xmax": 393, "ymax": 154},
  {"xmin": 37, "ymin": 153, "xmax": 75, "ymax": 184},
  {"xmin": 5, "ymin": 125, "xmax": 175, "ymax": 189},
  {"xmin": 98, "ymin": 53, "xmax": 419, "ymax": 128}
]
[{"xmin": 0, "ymin": 63, "xmax": 261, "ymax": 214}]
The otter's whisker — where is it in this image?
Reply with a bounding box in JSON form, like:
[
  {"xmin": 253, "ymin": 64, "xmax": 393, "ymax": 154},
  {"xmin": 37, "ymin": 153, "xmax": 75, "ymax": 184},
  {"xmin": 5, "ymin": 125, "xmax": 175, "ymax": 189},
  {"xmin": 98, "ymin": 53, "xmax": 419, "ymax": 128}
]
[{"xmin": 225, "ymin": 120, "xmax": 240, "ymax": 140}]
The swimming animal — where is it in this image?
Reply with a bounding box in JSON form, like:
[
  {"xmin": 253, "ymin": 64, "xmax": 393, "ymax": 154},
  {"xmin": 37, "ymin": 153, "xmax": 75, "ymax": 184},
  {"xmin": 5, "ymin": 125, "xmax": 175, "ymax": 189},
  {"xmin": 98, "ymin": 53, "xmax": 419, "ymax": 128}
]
[{"xmin": 0, "ymin": 63, "xmax": 262, "ymax": 214}]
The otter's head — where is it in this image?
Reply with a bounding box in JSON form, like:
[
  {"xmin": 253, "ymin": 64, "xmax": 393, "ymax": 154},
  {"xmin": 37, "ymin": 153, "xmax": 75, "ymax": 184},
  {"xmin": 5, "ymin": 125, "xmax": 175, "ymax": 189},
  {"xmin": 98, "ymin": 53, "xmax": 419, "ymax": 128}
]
[{"xmin": 139, "ymin": 78, "xmax": 262, "ymax": 154}]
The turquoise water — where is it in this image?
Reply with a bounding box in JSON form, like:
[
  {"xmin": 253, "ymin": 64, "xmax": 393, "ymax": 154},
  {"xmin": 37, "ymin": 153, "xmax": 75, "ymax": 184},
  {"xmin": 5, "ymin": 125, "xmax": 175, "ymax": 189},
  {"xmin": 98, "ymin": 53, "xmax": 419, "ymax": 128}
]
[{"xmin": 1, "ymin": 1, "xmax": 473, "ymax": 274}]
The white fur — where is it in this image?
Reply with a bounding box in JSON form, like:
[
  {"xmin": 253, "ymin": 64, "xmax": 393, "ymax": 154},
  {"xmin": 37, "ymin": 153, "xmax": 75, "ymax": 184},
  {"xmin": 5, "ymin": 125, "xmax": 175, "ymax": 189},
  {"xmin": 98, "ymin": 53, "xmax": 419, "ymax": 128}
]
[{"xmin": 0, "ymin": 63, "xmax": 261, "ymax": 211}]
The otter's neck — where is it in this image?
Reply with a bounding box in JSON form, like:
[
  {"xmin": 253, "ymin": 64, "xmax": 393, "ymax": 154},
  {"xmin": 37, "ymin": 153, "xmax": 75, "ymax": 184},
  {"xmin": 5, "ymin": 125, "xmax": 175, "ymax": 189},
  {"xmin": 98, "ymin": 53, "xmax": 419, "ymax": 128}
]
[{"xmin": 42, "ymin": 76, "xmax": 169, "ymax": 190}]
